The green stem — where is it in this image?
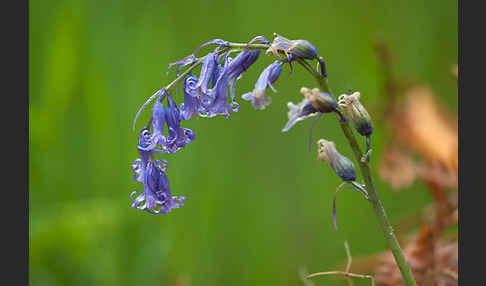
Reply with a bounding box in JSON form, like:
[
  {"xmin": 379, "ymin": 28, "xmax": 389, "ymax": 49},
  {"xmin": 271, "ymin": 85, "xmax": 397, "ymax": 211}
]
[
  {"xmin": 307, "ymin": 68, "xmax": 418, "ymax": 286},
  {"xmin": 296, "ymin": 58, "xmax": 332, "ymax": 94},
  {"xmin": 223, "ymin": 43, "xmax": 270, "ymax": 51}
]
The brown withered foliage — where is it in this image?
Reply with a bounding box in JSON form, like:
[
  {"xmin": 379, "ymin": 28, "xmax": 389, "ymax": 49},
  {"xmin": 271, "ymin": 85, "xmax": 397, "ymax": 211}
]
[
  {"xmin": 377, "ymin": 82, "xmax": 458, "ymax": 192},
  {"xmin": 370, "ymin": 41, "xmax": 458, "ymax": 286},
  {"xmin": 375, "ymin": 225, "xmax": 457, "ymax": 286},
  {"xmin": 389, "ymin": 85, "xmax": 458, "ymax": 174},
  {"xmin": 378, "ymin": 146, "xmax": 417, "ymax": 190}
]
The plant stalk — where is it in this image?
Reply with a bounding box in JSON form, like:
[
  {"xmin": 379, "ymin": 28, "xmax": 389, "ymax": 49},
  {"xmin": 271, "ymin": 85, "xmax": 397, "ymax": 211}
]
[
  {"xmin": 162, "ymin": 41, "xmax": 418, "ymax": 286},
  {"xmin": 337, "ymin": 117, "xmax": 418, "ymax": 286},
  {"xmin": 301, "ymin": 61, "xmax": 418, "ymax": 286}
]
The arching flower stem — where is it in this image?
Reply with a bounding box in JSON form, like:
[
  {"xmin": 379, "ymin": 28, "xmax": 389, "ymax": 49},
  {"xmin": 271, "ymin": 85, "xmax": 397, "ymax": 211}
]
[{"xmin": 140, "ymin": 39, "xmax": 418, "ymax": 286}]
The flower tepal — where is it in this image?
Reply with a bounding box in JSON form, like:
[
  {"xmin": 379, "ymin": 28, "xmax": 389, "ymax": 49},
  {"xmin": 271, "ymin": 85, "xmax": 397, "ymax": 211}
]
[
  {"xmin": 180, "ymin": 74, "xmax": 201, "ymax": 120},
  {"xmin": 196, "ymin": 52, "xmax": 219, "ymax": 116},
  {"xmin": 164, "ymin": 94, "xmax": 195, "ymax": 153},
  {"xmin": 145, "ymin": 92, "xmax": 168, "ymax": 152},
  {"xmin": 282, "ymin": 96, "xmax": 319, "ymax": 132},
  {"xmin": 130, "ymin": 158, "xmax": 185, "ymax": 215}
]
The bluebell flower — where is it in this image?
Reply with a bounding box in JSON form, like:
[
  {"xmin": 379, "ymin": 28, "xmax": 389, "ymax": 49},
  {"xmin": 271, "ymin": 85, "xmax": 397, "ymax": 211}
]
[
  {"xmin": 282, "ymin": 96, "xmax": 319, "ymax": 132},
  {"xmin": 237, "ymin": 50, "xmax": 261, "ymax": 72},
  {"xmin": 164, "ymin": 94, "xmax": 195, "ymax": 153},
  {"xmin": 225, "ymin": 37, "xmax": 269, "ymax": 108},
  {"xmin": 136, "ymin": 128, "xmax": 154, "ymax": 161},
  {"xmin": 196, "ymin": 52, "xmax": 219, "ymax": 116},
  {"xmin": 179, "ymin": 74, "xmax": 200, "ymax": 120},
  {"xmin": 137, "ymin": 93, "xmax": 168, "ymax": 153},
  {"xmin": 227, "ymin": 50, "xmax": 261, "ymax": 112},
  {"xmin": 131, "ymin": 131, "xmax": 185, "ymax": 214},
  {"xmin": 211, "ymin": 56, "xmax": 224, "ymax": 88},
  {"xmin": 242, "ymin": 61, "xmax": 283, "ymax": 110},
  {"xmin": 205, "ymin": 49, "xmax": 261, "ymax": 117}
]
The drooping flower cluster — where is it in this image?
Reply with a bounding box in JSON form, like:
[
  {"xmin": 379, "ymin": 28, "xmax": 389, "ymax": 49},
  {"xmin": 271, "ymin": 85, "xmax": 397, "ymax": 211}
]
[
  {"xmin": 130, "ymin": 129, "xmax": 186, "ymax": 214},
  {"xmin": 130, "ymin": 34, "xmax": 331, "ymax": 215}
]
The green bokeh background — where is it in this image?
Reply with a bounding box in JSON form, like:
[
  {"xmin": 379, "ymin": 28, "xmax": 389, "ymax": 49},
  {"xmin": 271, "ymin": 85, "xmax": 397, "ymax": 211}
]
[{"xmin": 29, "ymin": 0, "xmax": 457, "ymax": 285}]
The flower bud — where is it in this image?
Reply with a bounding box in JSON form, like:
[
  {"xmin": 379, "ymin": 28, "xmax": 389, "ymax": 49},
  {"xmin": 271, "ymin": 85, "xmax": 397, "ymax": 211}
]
[
  {"xmin": 309, "ymin": 88, "xmax": 337, "ymax": 113},
  {"xmin": 317, "ymin": 139, "xmax": 357, "ymax": 182},
  {"xmin": 339, "ymin": 92, "xmax": 373, "ymax": 136},
  {"xmin": 288, "ymin": 39, "xmax": 318, "ymax": 60},
  {"xmin": 266, "ymin": 33, "xmax": 293, "ymax": 58},
  {"xmin": 266, "ymin": 33, "xmax": 318, "ymax": 60}
]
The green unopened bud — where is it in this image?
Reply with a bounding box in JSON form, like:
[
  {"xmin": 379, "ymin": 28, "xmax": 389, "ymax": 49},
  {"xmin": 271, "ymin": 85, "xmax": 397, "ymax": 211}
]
[
  {"xmin": 266, "ymin": 33, "xmax": 318, "ymax": 60},
  {"xmin": 338, "ymin": 92, "xmax": 373, "ymax": 136},
  {"xmin": 288, "ymin": 39, "xmax": 318, "ymax": 60},
  {"xmin": 317, "ymin": 139, "xmax": 357, "ymax": 182}
]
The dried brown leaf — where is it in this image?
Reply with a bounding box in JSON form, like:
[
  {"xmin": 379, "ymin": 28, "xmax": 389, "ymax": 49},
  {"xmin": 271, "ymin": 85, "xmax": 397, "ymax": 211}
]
[
  {"xmin": 378, "ymin": 146, "xmax": 417, "ymax": 191},
  {"xmin": 391, "ymin": 85, "xmax": 458, "ymax": 175},
  {"xmin": 374, "ymin": 224, "xmax": 457, "ymax": 286}
]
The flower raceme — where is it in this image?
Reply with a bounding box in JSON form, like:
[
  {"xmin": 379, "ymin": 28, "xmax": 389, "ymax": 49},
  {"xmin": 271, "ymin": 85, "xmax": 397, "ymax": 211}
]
[
  {"xmin": 131, "ymin": 34, "xmax": 332, "ymax": 215},
  {"xmin": 137, "ymin": 34, "xmax": 421, "ymax": 286}
]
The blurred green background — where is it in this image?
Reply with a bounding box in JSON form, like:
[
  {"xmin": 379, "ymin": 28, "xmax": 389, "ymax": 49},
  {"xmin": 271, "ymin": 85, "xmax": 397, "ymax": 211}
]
[{"xmin": 29, "ymin": 0, "xmax": 457, "ymax": 285}]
